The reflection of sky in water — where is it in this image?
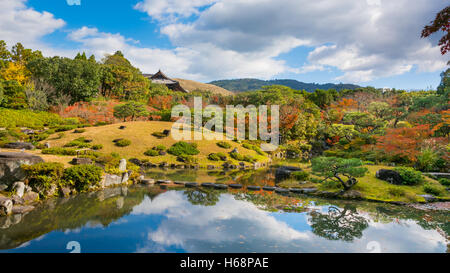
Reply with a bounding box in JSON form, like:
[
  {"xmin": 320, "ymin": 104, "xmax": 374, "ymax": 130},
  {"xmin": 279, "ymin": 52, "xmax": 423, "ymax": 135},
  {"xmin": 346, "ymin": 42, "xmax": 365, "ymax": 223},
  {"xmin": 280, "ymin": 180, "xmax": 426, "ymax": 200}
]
[{"xmin": 1, "ymin": 190, "xmax": 447, "ymax": 253}]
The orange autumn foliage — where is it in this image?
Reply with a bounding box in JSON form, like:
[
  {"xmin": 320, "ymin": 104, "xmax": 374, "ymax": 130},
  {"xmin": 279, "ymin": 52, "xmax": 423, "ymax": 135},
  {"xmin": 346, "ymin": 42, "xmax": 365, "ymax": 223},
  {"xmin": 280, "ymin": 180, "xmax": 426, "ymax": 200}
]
[{"xmin": 374, "ymin": 124, "xmax": 432, "ymax": 161}]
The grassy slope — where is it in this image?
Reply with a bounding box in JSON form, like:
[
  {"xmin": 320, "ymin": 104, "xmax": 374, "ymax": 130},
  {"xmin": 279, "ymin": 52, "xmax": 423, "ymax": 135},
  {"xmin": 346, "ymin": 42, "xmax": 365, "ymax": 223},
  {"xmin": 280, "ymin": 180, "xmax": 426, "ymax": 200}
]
[
  {"xmin": 276, "ymin": 161, "xmax": 449, "ymax": 203},
  {"xmin": 39, "ymin": 121, "xmax": 268, "ymax": 167},
  {"xmin": 175, "ymin": 78, "xmax": 234, "ymax": 96}
]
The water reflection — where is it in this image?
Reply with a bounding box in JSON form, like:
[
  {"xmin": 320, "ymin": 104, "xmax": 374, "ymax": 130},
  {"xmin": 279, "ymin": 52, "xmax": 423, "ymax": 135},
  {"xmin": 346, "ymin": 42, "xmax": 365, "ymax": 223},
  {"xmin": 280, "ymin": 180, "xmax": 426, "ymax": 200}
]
[
  {"xmin": 309, "ymin": 205, "xmax": 369, "ymax": 242},
  {"xmin": 0, "ymin": 186, "xmax": 448, "ymax": 253}
]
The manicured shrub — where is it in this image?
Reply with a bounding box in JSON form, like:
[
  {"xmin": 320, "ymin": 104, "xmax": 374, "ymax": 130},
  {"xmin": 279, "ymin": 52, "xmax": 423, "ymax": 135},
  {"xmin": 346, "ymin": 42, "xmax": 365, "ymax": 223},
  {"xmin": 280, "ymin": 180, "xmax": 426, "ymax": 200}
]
[
  {"xmin": 230, "ymin": 152, "xmax": 244, "ymax": 161},
  {"xmin": 423, "ymin": 184, "xmax": 443, "ymax": 196},
  {"xmin": 73, "ymin": 128, "xmax": 86, "ymax": 134},
  {"xmin": 208, "ymin": 152, "xmax": 227, "ymax": 161},
  {"xmin": 177, "ymin": 155, "xmax": 198, "ymax": 164},
  {"xmin": 63, "ymin": 165, "xmax": 103, "ymax": 192},
  {"xmin": 438, "ymin": 178, "xmax": 450, "ymax": 187},
  {"xmin": 64, "ymin": 138, "xmax": 92, "ymax": 148},
  {"xmin": 394, "ymin": 167, "xmax": 424, "ymax": 185},
  {"xmin": 42, "ymin": 147, "xmax": 78, "ymax": 156},
  {"xmin": 55, "ymin": 125, "xmax": 78, "ymax": 132},
  {"xmin": 152, "ymin": 132, "xmax": 168, "ymax": 138},
  {"xmin": 292, "ymin": 171, "xmax": 310, "ymax": 181},
  {"xmin": 168, "ymin": 141, "xmax": 199, "ymax": 156},
  {"xmin": 92, "ymin": 144, "xmax": 103, "ymax": 150},
  {"xmin": 115, "ymin": 139, "xmax": 131, "ymax": 147},
  {"xmin": 144, "ymin": 149, "xmax": 159, "ymax": 156},
  {"xmin": 153, "ymin": 145, "xmax": 166, "ymax": 151},
  {"xmin": 22, "ymin": 162, "xmax": 64, "ymax": 192},
  {"xmin": 242, "ymin": 143, "xmax": 265, "ymax": 155},
  {"xmin": 42, "ymin": 147, "xmax": 99, "ymax": 158},
  {"xmin": 217, "ymin": 141, "xmax": 231, "ymax": 149}
]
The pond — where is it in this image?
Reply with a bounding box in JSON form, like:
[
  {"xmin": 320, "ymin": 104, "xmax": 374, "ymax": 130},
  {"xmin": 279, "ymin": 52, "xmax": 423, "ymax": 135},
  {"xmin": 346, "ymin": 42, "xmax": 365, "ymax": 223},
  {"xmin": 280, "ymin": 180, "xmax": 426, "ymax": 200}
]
[{"xmin": 0, "ymin": 183, "xmax": 448, "ymax": 253}]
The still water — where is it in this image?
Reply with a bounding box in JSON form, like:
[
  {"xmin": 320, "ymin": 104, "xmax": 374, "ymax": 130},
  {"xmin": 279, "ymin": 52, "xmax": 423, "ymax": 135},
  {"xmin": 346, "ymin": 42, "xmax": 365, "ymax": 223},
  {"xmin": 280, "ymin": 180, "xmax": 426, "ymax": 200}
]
[{"xmin": 0, "ymin": 183, "xmax": 448, "ymax": 253}]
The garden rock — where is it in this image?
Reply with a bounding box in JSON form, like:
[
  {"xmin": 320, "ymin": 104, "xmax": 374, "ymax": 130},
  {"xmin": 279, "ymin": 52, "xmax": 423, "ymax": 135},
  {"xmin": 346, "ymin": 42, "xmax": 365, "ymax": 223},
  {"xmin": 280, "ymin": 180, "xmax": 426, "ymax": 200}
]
[
  {"xmin": 0, "ymin": 152, "xmax": 44, "ymax": 186},
  {"xmin": 4, "ymin": 142, "xmax": 35, "ymax": 150},
  {"xmin": 419, "ymin": 194, "xmax": 437, "ymax": 203},
  {"xmin": 119, "ymin": 159, "xmax": 127, "ymax": 172},
  {"xmin": 0, "ymin": 197, "xmax": 13, "ymax": 216},
  {"xmin": 71, "ymin": 158, "xmax": 93, "ymax": 165},
  {"xmin": 22, "ymin": 192, "xmax": 39, "ymax": 203},
  {"xmin": 376, "ymin": 169, "xmax": 403, "ymax": 185}
]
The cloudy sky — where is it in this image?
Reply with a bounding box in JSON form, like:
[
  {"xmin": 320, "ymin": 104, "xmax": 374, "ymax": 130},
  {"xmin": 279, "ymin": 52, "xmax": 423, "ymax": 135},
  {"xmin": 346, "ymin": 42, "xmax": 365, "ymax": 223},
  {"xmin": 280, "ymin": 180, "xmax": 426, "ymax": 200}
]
[{"xmin": 0, "ymin": 0, "xmax": 448, "ymax": 89}]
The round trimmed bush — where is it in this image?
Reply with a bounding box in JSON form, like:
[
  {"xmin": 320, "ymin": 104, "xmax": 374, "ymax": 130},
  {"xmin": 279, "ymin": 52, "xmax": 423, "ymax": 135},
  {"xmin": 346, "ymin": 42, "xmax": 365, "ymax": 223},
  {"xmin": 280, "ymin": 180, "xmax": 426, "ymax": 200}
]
[
  {"xmin": 115, "ymin": 139, "xmax": 131, "ymax": 147},
  {"xmin": 153, "ymin": 145, "xmax": 166, "ymax": 151},
  {"xmin": 217, "ymin": 141, "xmax": 231, "ymax": 149},
  {"xmin": 394, "ymin": 167, "xmax": 424, "ymax": 185},
  {"xmin": 144, "ymin": 149, "xmax": 159, "ymax": 156},
  {"xmin": 168, "ymin": 141, "xmax": 200, "ymax": 156},
  {"xmin": 92, "ymin": 144, "xmax": 103, "ymax": 150}
]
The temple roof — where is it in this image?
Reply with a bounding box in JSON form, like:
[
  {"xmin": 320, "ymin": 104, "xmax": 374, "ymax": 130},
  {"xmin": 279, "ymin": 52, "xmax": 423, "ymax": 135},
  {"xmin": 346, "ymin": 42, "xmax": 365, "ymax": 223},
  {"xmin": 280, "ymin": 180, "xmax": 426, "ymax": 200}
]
[{"xmin": 143, "ymin": 70, "xmax": 188, "ymax": 93}]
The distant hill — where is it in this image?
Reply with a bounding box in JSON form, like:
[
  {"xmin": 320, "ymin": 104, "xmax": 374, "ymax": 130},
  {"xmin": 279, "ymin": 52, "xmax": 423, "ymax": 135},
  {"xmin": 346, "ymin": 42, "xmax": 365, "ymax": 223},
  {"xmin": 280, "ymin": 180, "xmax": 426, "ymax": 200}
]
[
  {"xmin": 175, "ymin": 78, "xmax": 234, "ymax": 96},
  {"xmin": 209, "ymin": 78, "xmax": 361, "ymax": 93}
]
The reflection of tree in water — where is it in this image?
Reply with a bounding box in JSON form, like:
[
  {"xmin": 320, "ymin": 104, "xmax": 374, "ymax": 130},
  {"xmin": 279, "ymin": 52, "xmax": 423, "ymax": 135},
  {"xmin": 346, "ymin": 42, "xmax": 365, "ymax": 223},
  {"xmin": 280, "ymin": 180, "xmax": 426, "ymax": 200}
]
[
  {"xmin": 184, "ymin": 189, "xmax": 220, "ymax": 206},
  {"xmin": 144, "ymin": 170, "xmax": 198, "ymax": 182},
  {"xmin": 373, "ymin": 206, "xmax": 450, "ymax": 239},
  {"xmin": 0, "ymin": 186, "xmax": 150, "ymax": 250},
  {"xmin": 309, "ymin": 205, "xmax": 369, "ymax": 242},
  {"xmin": 235, "ymin": 169, "xmax": 275, "ymax": 186}
]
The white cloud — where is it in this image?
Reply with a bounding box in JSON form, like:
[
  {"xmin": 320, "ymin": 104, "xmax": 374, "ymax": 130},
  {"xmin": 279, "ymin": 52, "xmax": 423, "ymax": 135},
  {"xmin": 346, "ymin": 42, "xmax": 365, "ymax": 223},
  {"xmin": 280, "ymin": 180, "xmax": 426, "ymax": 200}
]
[
  {"xmin": 1, "ymin": 0, "xmax": 447, "ymax": 84},
  {"xmin": 156, "ymin": 0, "xmax": 448, "ymax": 82},
  {"xmin": 0, "ymin": 0, "xmax": 65, "ymax": 51},
  {"xmin": 134, "ymin": 0, "xmax": 216, "ymax": 22},
  {"xmin": 67, "ymin": 26, "xmax": 293, "ymax": 81}
]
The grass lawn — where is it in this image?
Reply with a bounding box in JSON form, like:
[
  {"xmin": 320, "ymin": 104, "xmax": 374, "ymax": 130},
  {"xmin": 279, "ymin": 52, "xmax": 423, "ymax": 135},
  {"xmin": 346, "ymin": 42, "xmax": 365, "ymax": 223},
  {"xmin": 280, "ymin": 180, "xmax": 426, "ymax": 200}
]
[{"xmin": 40, "ymin": 121, "xmax": 269, "ymax": 167}]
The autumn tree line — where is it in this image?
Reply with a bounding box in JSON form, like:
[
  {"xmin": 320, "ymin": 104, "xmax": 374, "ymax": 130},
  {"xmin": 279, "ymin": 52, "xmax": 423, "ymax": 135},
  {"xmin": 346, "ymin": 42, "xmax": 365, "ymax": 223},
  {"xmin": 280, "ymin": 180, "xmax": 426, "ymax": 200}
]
[{"xmin": 0, "ymin": 39, "xmax": 448, "ymax": 172}]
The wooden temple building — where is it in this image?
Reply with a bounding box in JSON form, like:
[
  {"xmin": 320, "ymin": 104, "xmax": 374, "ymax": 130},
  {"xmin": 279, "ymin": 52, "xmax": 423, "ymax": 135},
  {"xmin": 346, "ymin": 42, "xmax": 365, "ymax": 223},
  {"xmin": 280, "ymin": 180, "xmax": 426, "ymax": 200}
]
[{"xmin": 143, "ymin": 70, "xmax": 189, "ymax": 93}]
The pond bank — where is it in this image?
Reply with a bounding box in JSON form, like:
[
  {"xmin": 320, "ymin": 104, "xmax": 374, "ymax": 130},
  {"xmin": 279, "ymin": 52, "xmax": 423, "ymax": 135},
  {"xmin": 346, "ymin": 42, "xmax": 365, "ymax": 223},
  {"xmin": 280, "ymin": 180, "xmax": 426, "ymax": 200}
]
[{"xmin": 1, "ymin": 153, "xmax": 449, "ymax": 219}]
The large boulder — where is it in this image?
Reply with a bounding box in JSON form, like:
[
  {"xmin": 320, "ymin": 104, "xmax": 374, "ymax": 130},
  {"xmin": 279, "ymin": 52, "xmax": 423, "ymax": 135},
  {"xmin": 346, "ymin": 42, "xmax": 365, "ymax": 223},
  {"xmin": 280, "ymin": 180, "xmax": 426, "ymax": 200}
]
[
  {"xmin": 376, "ymin": 169, "xmax": 403, "ymax": 185},
  {"xmin": 0, "ymin": 152, "xmax": 44, "ymax": 187},
  {"xmin": 22, "ymin": 191, "xmax": 39, "ymax": 204},
  {"xmin": 4, "ymin": 142, "xmax": 35, "ymax": 150},
  {"xmin": 0, "ymin": 197, "xmax": 13, "ymax": 216},
  {"xmin": 12, "ymin": 182, "xmax": 25, "ymax": 198},
  {"xmin": 71, "ymin": 158, "xmax": 92, "ymax": 165},
  {"xmin": 128, "ymin": 158, "xmax": 142, "ymax": 167},
  {"xmin": 275, "ymin": 166, "xmax": 302, "ymax": 181}
]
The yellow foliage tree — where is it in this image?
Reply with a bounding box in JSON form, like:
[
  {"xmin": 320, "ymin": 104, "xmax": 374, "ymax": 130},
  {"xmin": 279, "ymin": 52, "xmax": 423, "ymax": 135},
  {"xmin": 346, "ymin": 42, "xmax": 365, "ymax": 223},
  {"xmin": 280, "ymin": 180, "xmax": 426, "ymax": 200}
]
[{"xmin": 0, "ymin": 62, "xmax": 29, "ymax": 85}]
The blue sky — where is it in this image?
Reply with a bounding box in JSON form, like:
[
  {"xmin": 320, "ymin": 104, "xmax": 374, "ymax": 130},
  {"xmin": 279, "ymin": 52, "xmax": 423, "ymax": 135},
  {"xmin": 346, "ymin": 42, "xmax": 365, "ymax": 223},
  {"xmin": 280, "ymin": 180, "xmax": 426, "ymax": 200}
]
[{"xmin": 0, "ymin": 0, "xmax": 448, "ymax": 89}]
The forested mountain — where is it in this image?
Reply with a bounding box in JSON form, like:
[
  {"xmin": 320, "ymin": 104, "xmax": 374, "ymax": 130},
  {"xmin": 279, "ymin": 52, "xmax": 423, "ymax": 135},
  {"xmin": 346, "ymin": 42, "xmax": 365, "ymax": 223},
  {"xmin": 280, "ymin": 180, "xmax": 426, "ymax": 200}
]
[{"xmin": 209, "ymin": 78, "xmax": 361, "ymax": 92}]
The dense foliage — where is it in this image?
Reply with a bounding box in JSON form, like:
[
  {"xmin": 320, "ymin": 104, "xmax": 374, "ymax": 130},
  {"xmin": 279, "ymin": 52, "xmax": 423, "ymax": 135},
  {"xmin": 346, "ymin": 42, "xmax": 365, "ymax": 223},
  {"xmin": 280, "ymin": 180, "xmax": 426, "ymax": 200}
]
[
  {"xmin": 63, "ymin": 165, "xmax": 103, "ymax": 192},
  {"xmin": 168, "ymin": 141, "xmax": 200, "ymax": 157}
]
